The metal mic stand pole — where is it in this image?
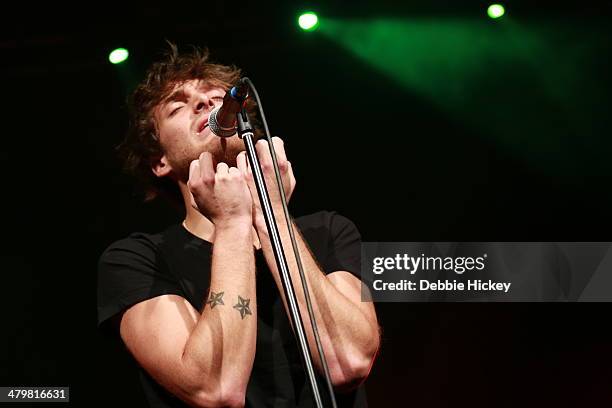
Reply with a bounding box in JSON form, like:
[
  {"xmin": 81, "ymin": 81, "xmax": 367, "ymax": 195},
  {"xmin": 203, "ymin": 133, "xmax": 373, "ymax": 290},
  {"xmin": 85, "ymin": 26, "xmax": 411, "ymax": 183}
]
[{"xmin": 235, "ymin": 108, "xmax": 326, "ymax": 408}]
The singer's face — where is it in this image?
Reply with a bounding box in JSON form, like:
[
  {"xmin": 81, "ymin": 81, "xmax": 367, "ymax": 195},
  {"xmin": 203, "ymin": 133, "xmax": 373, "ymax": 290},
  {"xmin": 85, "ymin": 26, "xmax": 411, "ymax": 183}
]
[{"xmin": 152, "ymin": 79, "xmax": 244, "ymax": 182}]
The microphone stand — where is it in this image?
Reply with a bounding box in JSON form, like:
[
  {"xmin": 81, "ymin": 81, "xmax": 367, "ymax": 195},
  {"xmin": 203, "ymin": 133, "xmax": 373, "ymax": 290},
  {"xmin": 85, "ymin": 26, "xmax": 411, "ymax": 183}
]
[{"xmin": 235, "ymin": 109, "xmax": 326, "ymax": 408}]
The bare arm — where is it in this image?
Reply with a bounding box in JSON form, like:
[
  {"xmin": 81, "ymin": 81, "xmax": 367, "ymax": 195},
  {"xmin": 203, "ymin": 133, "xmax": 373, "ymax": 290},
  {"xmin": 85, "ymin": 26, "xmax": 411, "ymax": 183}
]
[
  {"xmin": 237, "ymin": 138, "xmax": 380, "ymax": 391},
  {"xmin": 120, "ymin": 154, "xmax": 257, "ymax": 408},
  {"xmin": 120, "ymin": 223, "xmax": 255, "ymax": 407},
  {"xmin": 257, "ymin": 218, "xmax": 379, "ymax": 392}
]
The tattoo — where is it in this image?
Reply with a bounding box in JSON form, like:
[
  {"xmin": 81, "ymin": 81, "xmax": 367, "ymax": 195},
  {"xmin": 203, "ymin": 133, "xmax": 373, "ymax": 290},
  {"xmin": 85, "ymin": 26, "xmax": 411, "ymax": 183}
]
[
  {"xmin": 207, "ymin": 291, "xmax": 225, "ymax": 309},
  {"xmin": 233, "ymin": 296, "xmax": 252, "ymax": 319}
]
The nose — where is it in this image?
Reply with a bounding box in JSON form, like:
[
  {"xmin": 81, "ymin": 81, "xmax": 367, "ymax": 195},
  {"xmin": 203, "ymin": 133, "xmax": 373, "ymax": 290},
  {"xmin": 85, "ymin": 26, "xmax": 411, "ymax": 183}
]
[{"xmin": 193, "ymin": 93, "xmax": 216, "ymax": 113}]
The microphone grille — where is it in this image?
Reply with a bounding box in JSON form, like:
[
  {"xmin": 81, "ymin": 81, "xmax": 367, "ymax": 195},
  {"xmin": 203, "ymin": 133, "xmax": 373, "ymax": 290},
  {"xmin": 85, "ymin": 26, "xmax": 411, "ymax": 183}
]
[{"xmin": 208, "ymin": 106, "xmax": 236, "ymax": 138}]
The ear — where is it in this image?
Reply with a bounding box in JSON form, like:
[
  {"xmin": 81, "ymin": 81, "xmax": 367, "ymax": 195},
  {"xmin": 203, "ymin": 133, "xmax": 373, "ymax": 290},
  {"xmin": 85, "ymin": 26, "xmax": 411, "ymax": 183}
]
[{"xmin": 151, "ymin": 154, "xmax": 172, "ymax": 178}]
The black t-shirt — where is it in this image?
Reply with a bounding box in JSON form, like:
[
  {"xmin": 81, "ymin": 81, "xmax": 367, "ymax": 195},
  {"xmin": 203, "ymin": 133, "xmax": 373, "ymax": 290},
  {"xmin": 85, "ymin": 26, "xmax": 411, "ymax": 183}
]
[{"xmin": 97, "ymin": 211, "xmax": 368, "ymax": 408}]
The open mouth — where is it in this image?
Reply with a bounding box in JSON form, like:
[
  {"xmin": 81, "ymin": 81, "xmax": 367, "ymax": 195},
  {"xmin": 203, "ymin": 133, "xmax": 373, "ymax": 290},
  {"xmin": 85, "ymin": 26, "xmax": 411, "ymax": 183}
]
[{"xmin": 197, "ymin": 117, "xmax": 209, "ymax": 134}]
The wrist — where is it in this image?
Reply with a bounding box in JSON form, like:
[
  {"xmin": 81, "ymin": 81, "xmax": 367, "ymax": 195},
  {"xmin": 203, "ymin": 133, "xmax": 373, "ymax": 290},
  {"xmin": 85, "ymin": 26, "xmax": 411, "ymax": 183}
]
[
  {"xmin": 215, "ymin": 216, "xmax": 253, "ymax": 233},
  {"xmin": 254, "ymin": 207, "xmax": 290, "ymax": 234}
]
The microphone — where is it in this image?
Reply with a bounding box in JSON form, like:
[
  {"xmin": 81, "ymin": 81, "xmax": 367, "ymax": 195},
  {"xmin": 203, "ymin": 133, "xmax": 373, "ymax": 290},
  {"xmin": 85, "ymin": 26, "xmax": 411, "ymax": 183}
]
[{"xmin": 208, "ymin": 78, "xmax": 249, "ymax": 138}]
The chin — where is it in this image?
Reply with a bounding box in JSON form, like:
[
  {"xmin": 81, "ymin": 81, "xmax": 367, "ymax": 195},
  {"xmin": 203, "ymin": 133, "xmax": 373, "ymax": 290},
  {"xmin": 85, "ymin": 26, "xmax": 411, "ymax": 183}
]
[
  {"xmin": 176, "ymin": 135, "xmax": 245, "ymax": 177},
  {"xmin": 216, "ymin": 135, "xmax": 245, "ymax": 166}
]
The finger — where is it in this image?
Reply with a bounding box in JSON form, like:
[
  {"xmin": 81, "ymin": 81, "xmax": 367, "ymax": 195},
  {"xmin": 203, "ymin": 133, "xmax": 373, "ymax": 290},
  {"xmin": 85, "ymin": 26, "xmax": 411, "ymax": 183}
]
[
  {"xmin": 287, "ymin": 161, "xmax": 296, "ymax": 187},
  {"xmin": 245, "ymin": 152, "xmax": 252, "ymax": 175},
  {"xmin": 189, "ymin": 159, "xmax": 199, "ymax": 184},
  {"xmin": 216, "ymin": 162, "xmax": 229, "ymax": 174},
  {"xmin": 236, "ymin": 151, "xmax": 247, "ymax": 174},
  {"xmin": 228, "ymin": 166, "xmax": 241, "ymax": 177},
  {"xmin": 271, "ymin": 136, "xmax": 287, "ymax": 167},
  {"xmin": 188, "ymin": 160, "xmax": 202, "ymax": 194},
  {"xmin": 199, "ymin": 152, "xmax": 215, "ymax": 183},
  {"xmin": 189, "ymin": 192, "xmax": 198, "ymax": 210},
  {"xmin": 255, "ymin": 139, "xmax": 272, "ymax": 169}
]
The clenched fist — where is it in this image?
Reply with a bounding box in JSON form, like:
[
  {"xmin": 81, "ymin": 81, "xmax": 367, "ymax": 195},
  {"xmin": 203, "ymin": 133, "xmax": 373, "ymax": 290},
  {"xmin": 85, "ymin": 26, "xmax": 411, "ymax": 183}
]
[{"xmin": 188, "ymin": 151, "xmax": 253, "ymax": 229}]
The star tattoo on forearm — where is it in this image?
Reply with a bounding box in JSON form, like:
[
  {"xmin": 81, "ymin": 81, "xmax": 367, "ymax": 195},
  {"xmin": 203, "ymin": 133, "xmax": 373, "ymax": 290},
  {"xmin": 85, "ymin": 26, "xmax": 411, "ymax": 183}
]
[
  {"xmin": 206, "ymin": 291, "xmax": 225, "ymax": 309},
  {"xmin": 233, "ymin": 295, "xmax": 252, "ymax": 319}
]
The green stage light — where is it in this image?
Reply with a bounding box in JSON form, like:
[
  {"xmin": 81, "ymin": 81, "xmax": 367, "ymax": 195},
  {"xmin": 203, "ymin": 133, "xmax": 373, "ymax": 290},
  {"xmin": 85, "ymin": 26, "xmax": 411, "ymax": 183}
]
[
  {"xmin": 487, "ymin": 4, "xmax": 505, "ymax": 19},
  {"xmin": 109, "ymin": 48, "xmax": 129, "ymax": 64},
  {"xmin": 298, "ymin": 12, "xmax": 319, "ymax": 31}
]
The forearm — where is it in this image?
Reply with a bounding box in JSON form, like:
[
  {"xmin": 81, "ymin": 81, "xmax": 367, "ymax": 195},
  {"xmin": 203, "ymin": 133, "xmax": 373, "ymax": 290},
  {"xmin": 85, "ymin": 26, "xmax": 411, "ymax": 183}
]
[
  {"xmin": 181, "ymin": 222, "xmax": 257, "ymax": 404},
  {"xmin": 256, "ymin": 213, "xmax": 377, "ymax": 386}
]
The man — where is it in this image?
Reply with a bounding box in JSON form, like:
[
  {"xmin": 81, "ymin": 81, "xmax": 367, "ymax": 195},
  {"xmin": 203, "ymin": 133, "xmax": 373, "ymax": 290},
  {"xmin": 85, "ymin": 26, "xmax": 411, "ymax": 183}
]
[{"xmin": 97, "ymin": 44, "xmax": 380, "ymax": 408}]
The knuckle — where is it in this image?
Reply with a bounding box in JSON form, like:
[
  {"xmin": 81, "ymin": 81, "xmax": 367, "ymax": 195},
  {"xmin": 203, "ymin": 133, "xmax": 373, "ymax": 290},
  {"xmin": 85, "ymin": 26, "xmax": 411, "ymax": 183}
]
[
  {"xmin": 187, "ymin": 179, "xmax": 200, "ymax": 190},
  {"xmin": 261, "ymin": 161, "xmax": 273, "ymax": 171}
]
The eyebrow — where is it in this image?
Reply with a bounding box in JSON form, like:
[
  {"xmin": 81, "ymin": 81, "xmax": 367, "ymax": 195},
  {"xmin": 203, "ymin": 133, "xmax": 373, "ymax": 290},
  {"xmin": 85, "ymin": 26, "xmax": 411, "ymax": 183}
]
[{"xmin": 162, "ymin": 89, "xmax": 188, "ymax": 106}]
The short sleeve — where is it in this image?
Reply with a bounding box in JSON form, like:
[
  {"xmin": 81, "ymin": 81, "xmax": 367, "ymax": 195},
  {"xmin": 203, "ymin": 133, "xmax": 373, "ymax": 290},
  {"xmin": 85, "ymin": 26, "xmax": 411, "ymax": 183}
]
[
  {"xmin": 97, "ymin": 233, "xmax": 183, "ymax": 331},
  {"xmin": 322, "ymin": 212, "xmax": 362, "ymax": 280}
]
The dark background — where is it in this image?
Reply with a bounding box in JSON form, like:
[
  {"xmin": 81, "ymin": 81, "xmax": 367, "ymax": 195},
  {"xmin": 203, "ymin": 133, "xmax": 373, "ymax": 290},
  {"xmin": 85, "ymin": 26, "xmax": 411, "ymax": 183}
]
[{"xmin": 1, "ymin": 1, "xmax": 611, "ymax": 406}]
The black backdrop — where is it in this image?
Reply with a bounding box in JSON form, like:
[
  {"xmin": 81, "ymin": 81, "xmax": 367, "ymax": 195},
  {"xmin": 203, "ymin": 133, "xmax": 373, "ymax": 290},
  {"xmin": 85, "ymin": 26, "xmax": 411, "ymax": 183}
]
[{"xmin": 2, "ymin": 1, "xmax": 611, "ymax": 407}]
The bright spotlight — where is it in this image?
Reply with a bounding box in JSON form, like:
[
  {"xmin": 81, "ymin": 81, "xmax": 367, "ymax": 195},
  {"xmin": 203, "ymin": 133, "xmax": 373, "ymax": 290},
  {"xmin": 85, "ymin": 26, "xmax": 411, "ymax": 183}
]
[
  {"xmin": 298, "ymin": 12, "xmax": 319, "ymax": 31},
  {"xmin": 487, "ymin": 4, "xmax": 505, "ymax": 19},
  {"xmin": 109, "ymin": 48, "xmax": 129, "ymax": 64}
]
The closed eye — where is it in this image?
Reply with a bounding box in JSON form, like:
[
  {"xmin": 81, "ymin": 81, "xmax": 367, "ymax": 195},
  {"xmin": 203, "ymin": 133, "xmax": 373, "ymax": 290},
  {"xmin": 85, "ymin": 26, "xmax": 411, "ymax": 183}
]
[{"xmin": 169, "ymin": 104, "xmax": 184, "ymax": 117}]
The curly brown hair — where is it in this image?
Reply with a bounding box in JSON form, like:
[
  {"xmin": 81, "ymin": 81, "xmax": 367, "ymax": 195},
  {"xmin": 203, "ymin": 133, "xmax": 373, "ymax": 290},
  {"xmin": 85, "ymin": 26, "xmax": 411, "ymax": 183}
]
[{"xmin": 118, "ymin": 43, "xmax": 250, "ymax": 203}]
